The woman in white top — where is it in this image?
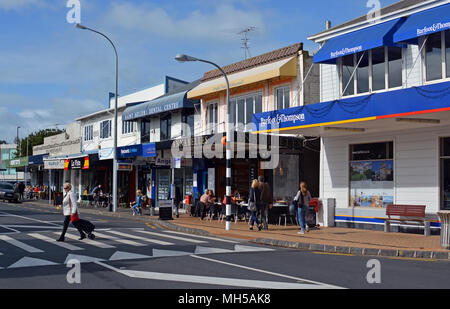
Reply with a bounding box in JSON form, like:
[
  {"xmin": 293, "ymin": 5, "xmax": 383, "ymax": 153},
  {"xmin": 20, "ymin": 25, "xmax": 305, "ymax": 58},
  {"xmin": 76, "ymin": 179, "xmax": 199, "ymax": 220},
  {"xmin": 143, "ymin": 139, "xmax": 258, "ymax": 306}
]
[{"xmin": 57, "ymin": 183, "xmax": 86, "ymax": 242}]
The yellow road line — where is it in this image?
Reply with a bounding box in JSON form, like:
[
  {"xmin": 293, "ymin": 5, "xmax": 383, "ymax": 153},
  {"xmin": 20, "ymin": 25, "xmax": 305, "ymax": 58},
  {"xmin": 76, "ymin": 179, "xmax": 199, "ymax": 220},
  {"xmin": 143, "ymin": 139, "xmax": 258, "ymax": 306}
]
[
  {"xmin": 388, "ymin": 257, "xmax": 436, "ymax": 262},
  {"xmin": 313, "ymin": 252, "xmax": 354, "ymax": 257},
  {"xmin": 145, "ymin": 222, "xmax": 156, "ymax": 229}
]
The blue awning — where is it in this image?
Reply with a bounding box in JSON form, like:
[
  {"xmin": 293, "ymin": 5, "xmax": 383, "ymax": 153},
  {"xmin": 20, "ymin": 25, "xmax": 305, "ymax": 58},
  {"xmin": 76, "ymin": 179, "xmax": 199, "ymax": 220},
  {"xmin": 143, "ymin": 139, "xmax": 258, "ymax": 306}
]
[
  {"xmin": 122, "ymin": 91, "xmax": 196, "ymax": 121},
  {"xmin": 393, "ymin": 3, "xmax": 450, "ymax": 44},
  {"xmin": 313, "ymin": 18, "xmax": 406, "ymax": 64}
]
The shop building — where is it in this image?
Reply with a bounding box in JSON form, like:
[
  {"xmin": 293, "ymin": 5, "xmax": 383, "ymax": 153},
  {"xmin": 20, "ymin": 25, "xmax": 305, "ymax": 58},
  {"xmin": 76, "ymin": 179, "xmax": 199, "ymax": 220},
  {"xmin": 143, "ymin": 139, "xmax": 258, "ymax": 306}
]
[
  {"xmin": 186, "ymin": 42, "xmax": 320, "ymax": 201},
  {"xmin": 1, "ymin": 144, "xmax": 28, "ymax": 183},
  {"xmin": 253, "ymin": 0, "xmax": 450, "ymax": 233}
]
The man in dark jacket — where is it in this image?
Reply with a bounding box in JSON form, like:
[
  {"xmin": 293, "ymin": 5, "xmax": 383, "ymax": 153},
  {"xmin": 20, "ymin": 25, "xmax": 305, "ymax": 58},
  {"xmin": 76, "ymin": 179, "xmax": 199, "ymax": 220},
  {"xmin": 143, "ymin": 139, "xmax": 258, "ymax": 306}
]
[{"xmin": 259, "ymin": 176, "xmax": 272, "ymax": 230}]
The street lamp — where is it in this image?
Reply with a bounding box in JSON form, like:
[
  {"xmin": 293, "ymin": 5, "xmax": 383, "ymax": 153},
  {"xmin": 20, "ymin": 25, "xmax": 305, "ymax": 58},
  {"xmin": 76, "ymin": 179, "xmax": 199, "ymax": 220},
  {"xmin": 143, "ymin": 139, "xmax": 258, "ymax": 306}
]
[
  {"xmin": 175, "ymin": 54, "xmax": 233, "ymax": 231},
  {"xmin": 16, "ymin": 126, "xmax": 20, "ymax": 183},
  {"xmin": 76, "ymin": 23, "xmax": 119, "ymax": 213}
]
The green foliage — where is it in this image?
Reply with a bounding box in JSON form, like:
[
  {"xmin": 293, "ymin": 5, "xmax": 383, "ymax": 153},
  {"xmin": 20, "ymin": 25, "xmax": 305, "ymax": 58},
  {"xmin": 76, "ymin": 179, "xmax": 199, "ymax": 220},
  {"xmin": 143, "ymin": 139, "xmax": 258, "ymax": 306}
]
[{"xmin": 16, "ymin": 129, "xmax": 64, "ymax": 158}]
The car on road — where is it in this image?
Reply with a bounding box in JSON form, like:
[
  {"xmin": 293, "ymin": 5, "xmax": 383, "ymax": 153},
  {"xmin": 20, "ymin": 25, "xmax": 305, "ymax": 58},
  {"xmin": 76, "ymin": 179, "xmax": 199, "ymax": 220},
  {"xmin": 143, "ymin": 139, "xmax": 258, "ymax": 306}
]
[{"xmin": 0, "ymin": 182, "xmax": 20, "ymax": 203}]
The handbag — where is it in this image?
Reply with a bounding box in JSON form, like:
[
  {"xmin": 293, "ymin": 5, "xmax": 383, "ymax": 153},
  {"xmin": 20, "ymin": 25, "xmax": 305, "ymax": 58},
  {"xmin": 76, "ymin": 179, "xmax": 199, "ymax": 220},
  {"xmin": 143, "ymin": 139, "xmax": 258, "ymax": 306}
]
[
  {"xmin": 69, "ymin": 194, "xmax": 80, "ymax": 223},
  {"xmin": 248, "ymin": 190, "xmax": 257, "ymax": 212}
]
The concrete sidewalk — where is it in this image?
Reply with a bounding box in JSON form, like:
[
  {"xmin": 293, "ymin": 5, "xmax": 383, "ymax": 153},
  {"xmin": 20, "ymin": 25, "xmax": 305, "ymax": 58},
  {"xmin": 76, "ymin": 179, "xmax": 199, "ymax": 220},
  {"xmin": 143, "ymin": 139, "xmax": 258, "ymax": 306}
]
[{"xmin": 19, "ymin": 199, "xmax": 450, "ymax": 260}]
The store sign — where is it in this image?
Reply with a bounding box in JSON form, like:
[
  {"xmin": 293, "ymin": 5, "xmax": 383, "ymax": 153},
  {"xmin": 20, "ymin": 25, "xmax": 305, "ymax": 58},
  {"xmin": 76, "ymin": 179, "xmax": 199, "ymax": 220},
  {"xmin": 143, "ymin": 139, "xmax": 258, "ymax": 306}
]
[
  {"xmin": 173, "ymin": 157, "xmax": 181, "ymax": 169},
  {"xmin": 6, "ymin": 157, "xmax": 29, "ymax": 168},
  {"xmin": 44, "ymin": 159, "xmax": 65, "ymax": 170},
  {"xmin": 28, "ymin": 154, "xmax": 47, "ymax": 166},
  {"xmin": 142, "ymin": 143, "xmax": 156, "ymax": 158},
  {"xmin": 117, "ymin": 163, "xmax": 133, "ymax": 171},
  {"xmin": 118, "ymin": 145, "xmax": 142, "ymax": 159},
  {"xmin": 64, "ymin": 157, "xmax": 90, "ymax": 170},
  {"xmin": 155, "ymin": 158, "xmax": 171, "ymax": 166},
  {"xmin": 99, "ymin": 147, "xmax": 114, "ymax": 160}
]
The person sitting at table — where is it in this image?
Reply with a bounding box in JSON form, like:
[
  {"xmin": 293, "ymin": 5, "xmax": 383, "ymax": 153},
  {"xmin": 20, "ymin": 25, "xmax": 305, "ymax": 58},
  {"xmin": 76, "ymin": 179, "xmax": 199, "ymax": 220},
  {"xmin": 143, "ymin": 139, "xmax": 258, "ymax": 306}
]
[
  {"xmin": 207, "ymin": 190, "xmax": 218, "ymax": 219},
  {"xmin": 83, "ymin": 186, "xmax": 89, "ymax": 196}
]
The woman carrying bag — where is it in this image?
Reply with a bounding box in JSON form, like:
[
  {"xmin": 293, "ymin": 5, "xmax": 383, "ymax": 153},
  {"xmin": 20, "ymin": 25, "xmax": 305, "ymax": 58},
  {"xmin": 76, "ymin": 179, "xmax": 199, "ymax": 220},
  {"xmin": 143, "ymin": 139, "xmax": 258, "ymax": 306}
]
[
  {"xmin": 248, "ymin": 179, "xmax": 262, "ymax": 231},
  {"xmin": 57, "ymin": 183, "xmax": 95, "ymax": 242},
  {"xmin": 293, "ymin": 181, "xmax": 312, "ymax": 235}
]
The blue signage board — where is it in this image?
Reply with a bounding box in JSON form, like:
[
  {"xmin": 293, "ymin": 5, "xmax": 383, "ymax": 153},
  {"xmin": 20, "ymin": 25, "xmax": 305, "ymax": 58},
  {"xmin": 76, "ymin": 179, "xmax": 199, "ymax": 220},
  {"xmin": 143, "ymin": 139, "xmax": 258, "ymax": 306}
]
[
  {"xmin": 142, "ymin": 143, "xmax": 156, "ymax": 158},
  {"xmin": 117, "ymin": 145, "xmax": 142, "ymax": 159}
]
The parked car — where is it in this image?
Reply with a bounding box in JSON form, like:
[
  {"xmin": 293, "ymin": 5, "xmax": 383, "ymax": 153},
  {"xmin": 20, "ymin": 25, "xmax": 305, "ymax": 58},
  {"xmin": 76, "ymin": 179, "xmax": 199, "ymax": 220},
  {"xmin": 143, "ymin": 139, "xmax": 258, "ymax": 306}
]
[{"xmin": 0, "ymin": 182, "xmax": 20, "ymax": 203}]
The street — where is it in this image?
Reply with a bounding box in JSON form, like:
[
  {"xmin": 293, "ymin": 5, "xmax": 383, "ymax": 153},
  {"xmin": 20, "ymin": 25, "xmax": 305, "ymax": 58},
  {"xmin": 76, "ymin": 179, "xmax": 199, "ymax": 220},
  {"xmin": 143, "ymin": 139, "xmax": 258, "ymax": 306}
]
[{"xmin": 0, "ymin": 201, "xmax": 449, "ymax": 290}]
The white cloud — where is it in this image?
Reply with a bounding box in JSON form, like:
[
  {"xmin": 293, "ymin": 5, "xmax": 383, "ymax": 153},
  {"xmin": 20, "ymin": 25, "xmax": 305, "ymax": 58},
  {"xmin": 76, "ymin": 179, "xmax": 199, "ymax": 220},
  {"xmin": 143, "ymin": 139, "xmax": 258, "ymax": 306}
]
[{"xmin": 102, "ymin": 2, "xmax": 266, "ymax": 43}]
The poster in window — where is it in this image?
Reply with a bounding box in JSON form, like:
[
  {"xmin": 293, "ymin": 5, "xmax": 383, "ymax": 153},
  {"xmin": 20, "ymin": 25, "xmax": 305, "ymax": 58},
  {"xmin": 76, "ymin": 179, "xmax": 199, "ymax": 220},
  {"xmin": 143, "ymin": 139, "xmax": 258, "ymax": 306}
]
[{"xmin": 350, "ymin": 160, "xmax": 394, "ymax": 208}]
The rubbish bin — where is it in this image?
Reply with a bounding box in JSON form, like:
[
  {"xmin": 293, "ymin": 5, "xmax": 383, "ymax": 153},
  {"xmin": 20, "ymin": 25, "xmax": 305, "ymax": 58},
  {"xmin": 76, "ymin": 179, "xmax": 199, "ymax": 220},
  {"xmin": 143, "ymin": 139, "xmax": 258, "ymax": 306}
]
[
  {"xmin": 159, "ymin": 200, "xmax": 173, "ymax": 220},
  {"xmin": 437, "ymin": 211, "xmax": 450, "ymax": 249}
]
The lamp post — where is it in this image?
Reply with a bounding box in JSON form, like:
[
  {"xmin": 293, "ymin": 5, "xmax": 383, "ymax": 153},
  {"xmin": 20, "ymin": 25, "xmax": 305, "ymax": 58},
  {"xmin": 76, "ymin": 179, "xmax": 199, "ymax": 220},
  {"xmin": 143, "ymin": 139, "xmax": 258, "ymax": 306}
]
[
  {"xmin": 175, "ymin": 54, "xmax": 233, "ymax": 231},
  {"xmin": 16, "ymin": 126, "xmax": 20, "ymax": 183},
  {"xmin": 76, "ymin": 24, "xmax": 119, "ymax": 213}
]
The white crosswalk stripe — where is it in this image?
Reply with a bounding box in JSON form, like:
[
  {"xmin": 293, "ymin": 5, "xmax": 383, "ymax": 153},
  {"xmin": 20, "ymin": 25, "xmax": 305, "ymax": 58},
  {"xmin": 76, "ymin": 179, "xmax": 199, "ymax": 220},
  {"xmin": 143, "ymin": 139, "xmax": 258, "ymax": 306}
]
[
  {"xmin": 28, "ymin": 233, "xmax": 84, "ymax": 251},
  {"xmin": 93, "ymin": 232, "xmax": 146, "ymax": 247},
  {"xmin": 56, "ymin": 232, "xmax": 115, "ymax": 249},
  {"xmin": 164, "ymin": 230, "xmax": 240, "ymax": 244},
  {"xmin": 134, "ymin": 230, "xmax": 207, "ymax": 244},
  {"xmin": 106, "ymin": 230, "xmax": 174, "ymax": 246},
  {"xmin": 0, "ymin": 235, "xmax": 43, "ymax": 253}
]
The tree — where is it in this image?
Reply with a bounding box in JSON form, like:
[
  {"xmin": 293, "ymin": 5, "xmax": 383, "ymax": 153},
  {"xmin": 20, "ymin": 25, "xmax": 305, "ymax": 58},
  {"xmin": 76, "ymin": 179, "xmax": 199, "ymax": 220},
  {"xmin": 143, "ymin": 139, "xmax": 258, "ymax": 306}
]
[{"xmin": 15, "ymin": 129, "xmax": 64, "ymax": 158}]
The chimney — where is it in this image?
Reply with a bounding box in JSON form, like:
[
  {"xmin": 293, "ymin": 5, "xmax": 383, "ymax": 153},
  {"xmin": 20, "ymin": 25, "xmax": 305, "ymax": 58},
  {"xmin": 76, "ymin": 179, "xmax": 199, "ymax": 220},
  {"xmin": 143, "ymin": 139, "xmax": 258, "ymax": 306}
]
[{"xmin": 326, "ymin": 20, "xmax": 332, "ymax": 30}]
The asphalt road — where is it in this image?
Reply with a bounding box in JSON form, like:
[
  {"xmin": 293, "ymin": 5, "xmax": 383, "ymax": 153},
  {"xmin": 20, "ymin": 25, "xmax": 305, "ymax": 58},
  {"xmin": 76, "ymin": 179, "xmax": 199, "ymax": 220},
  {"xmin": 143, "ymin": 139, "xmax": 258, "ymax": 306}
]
[{"xmin": 0, "ymin": 201, "xmax": 449, "ymax": 291}]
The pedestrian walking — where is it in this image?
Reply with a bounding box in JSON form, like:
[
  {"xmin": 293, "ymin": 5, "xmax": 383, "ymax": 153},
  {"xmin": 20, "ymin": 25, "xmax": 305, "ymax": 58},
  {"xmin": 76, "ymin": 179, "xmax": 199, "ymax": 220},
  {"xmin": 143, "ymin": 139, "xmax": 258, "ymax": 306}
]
[
  {"xmin": 173, "ymin": 185, "xmax": 182, "ymax": 218},
  {"xmin": 259, "ymin": 176, "xmax": 273, "ymax": 230},
  {"xmin": 293, "ymin": 181, "xmax": 312, "ymax": 235},
  {"xmin": 248, "ymin": 179, "xmax": 262, "ymax": 231},
  {"xmin": 199, "ymin": 190, "xmax": 213, "ymax": 220},
  {"xmin": 56, "ymin": 183, "xmax": 92, "ymax": 242},
  {"xmin": 18, "ymin": 182, "xmax": 25, "ymax": 201}
]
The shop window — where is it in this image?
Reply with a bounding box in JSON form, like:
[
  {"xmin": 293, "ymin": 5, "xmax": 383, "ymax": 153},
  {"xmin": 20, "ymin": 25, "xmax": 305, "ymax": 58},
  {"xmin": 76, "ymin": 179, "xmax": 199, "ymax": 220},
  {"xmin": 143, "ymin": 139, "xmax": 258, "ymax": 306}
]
[
  {"xmin": 84, "ymin": 125, "xmax": 93, "ymax": 142},
  {"xmin": 275, "ymin": 85, "xmax": 290, "ymax": 110},
  {"xmin": 160, "ymin": 115, "xmax": 171, "ymax": 141},
  {"xmin": 425, "ymin": 32, "xmax": 443, "ymax": 82},
  {"xmin": 372, "ymin": 47, "xmax": 386, "ymax": 91},
  {"xmin": 99, "ymin": 120, "xmax": 112, "ymax": 139},
  {"xmin": 356, "ymin": 52, "xmax": 369, "ymax": 94},
  {"xmin": 182, "ymin": 112, "xmax": 194, "ymax": 137},
  {"xmin": 230, "ymin": 93, "xmax": 263, "ymax": 131},
  {"xmin": 349, "ymin": 142, "xmax": 394, "ymax": 208},
  {"xmin": 341, "ymin": 54, "xmax": 355, "ymax": 96},
  {"xmin": 388, "ymin": 47, "xmax": 402, "ymax": 88},
  {"xmin": 441, "ymin": 137, "xmax": 450, "ymax": 210},
  {"xmin": 141, "ymin": 119, "xmax": 150, "ymax": 143}
]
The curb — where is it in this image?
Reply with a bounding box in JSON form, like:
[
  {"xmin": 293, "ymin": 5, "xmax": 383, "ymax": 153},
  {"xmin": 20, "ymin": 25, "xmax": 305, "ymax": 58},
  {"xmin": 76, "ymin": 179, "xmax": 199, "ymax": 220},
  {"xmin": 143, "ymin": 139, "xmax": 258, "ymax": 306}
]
[
  {"xmin": 250, "ymin": 238, "xmax": 450, "ymax": 261},
  {"xmin": 15, "ymin": 201, "xmax": 450, "ymax": 261}
]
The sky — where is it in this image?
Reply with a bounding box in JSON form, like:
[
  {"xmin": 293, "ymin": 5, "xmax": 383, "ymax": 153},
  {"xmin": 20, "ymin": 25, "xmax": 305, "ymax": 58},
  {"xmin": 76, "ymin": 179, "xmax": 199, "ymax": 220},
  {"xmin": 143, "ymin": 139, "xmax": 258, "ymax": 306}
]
[{"xmin": 0, "ymin": 0, "xmax": 400, "ymax": 144}]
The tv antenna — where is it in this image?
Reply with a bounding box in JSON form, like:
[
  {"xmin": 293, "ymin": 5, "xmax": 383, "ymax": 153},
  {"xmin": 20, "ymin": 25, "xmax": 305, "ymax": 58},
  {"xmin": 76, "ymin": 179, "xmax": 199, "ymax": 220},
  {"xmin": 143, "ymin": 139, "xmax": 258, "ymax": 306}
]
[{"xmin": 238, "ymin": 27, "xmax": 256, "ymax": 60}]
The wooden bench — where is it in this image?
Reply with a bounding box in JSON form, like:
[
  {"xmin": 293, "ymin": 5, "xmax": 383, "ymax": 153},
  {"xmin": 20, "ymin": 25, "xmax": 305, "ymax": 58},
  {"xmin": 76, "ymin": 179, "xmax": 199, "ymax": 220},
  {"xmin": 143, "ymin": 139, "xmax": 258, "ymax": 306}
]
[{"xmin": 383, "ymin": 204, "xmax": 430, "ymax": 236}]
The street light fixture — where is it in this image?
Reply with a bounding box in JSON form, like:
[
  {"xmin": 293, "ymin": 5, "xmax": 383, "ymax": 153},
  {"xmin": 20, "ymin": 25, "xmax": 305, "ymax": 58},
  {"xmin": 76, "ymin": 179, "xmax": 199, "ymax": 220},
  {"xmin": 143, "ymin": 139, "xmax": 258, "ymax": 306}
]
[
  {"xmin": 76, "ymin": 23, "xmax": 119, "ymax": 213},
  {"xmin": 175, "ymin": 54, "xmax": 233, "ymax": 231}
]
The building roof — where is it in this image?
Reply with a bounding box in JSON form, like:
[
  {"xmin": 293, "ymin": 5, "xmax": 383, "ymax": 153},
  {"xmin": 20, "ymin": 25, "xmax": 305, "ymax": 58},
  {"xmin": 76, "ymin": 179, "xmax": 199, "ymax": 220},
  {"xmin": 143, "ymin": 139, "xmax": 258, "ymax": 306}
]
[
  {"xmin": 309, "ymin": 0, "xmax": 433, "ymax": 39},
  {"xmin": 200, "ymin": 42, "xmax": 303, "ymax": 82}
]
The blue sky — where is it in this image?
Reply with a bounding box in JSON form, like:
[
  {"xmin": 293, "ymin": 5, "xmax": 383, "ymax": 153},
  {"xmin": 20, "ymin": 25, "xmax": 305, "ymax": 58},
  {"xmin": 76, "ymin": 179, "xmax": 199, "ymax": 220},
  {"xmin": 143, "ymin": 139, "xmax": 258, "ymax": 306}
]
[{"xmin": 0, "ymin": 0, "xmax": 399, "ymax": 144}]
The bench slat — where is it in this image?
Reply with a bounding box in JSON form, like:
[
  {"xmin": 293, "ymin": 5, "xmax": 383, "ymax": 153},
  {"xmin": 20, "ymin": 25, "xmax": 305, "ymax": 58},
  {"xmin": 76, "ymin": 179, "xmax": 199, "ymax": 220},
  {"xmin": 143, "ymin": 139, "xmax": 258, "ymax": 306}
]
[{"xmin": 386, "ymin": 204, "xmax": 426, "ymax": 218}]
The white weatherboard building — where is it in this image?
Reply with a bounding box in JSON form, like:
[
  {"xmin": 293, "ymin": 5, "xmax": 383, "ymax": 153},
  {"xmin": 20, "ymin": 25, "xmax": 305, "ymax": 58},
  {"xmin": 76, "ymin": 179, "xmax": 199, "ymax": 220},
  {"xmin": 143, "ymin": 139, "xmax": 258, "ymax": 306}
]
[{"xmin": 252, "ymin": 0, "xmax": 450, "ymax": 233}]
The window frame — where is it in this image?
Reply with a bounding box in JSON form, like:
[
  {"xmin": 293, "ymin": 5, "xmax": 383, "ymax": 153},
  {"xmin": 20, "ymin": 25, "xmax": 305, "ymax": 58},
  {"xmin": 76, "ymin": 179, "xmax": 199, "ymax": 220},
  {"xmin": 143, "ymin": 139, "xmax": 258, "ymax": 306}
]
[
  {"xmin": 84, "ymin": 124, "xmax": 93, "ymax": 142},
  {"xmin": 230, "ymin": 92, "xmax": 263, "ymax": 131},
  {"xmin": 423, "ymin": 30, "xmax": 450, "ymax": 85},
  {"xmin": 160, "ymin": 114, "xmax": 172, "ymax": 141},
  {"xmin": 274, "ymin": 85, "xmax": 291, "ymax": 110},
  {"xmin": 339, "ymin": 46, "xmax": 404, "ymax": 98},
  {"xmin": 99, "ymin": 120, "xmax": 112, "ymax": 140},
  {"xmin": 206, "ymin": 102, "xmax": 218, "ymax": 134},
  {"xmin": 121, "ymin": 120, "xmax": 134, "ymax": 135}
]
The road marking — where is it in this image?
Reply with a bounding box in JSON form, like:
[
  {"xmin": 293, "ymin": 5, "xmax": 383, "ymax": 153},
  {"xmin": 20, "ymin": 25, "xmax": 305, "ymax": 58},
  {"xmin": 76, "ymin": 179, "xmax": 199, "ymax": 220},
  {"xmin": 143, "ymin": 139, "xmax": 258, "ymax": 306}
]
[
  {"xmin": 135, "ymin": 230, "xmax": 207, "ymax": 244},
  {"xmin": 28, "ymin": 233, "xmax": 84, "ymax": 251},
  {"xmin": 109, "ymin": 251, "xmax": 152, "ymax": 261},
  {"xmin": 56, "ymin": 232, "xmax": 115, "ymax": 249},
  {"xmin": 94, "ymin": 260, "xmax": 342, "ymax": 289},
  {"xmin": 93, "ymin": 232, "xmax": 146, "ymax": 247},
  {"xmin": 313, "ymin": 252, "xmax": 355, "ymax": 257},
  {"xmin": 234, "ymin": 245, "xmax": 275, "ymax": 252},
  {"xmin": 0, "ymin": 225, "xmax": 20, "ymax": 233},
  {"xmin": 0, "ymin": 211, "xmax": 61, "ymax": 227},
  {"xmin": 152, "ymin": 249, "xmax": 193, "ymax": 258},
  {"xmin": 0, "ymin": 252, "xmax": 3, "ymax": 255},
  {"xmin": 8, "ymin": 257, "xmax": 57, "ymax": 269},
  {"xmin": 106, "ymin": 230, "xmax": 173, "ymax": 246},
  {"xmin": 194, "ymin": 246, "xmax": 234, "ymax": 254},
  {"xmin": 164, "ymin": 230, "xmax": 239, "ymax": 244},
  {"xmin": 388, "ymin": 257, "xmax": 437, "ymax": 262},
  {"xmin": 0, "ymin": 235, "xmax": 43, "ymax": 253},
  {"xmin": 190, "ymin": 255, "xmax": 344, "ymax": 289},
  {"xmin": 64, "ymin": 254, "xmax": 104, "ymax": 264},
  {"xmin": 145, "ymin": 222, "xmax": 156, "ymax": 230}
]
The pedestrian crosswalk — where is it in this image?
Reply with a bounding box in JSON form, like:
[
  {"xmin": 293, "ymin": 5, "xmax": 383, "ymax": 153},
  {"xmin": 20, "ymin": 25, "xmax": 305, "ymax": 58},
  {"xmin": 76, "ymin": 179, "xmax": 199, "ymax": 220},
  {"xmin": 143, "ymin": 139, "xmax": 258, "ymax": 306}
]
[{"xmin": 0, "ymin": 228, "xmax": 274, "ymax": 270}]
